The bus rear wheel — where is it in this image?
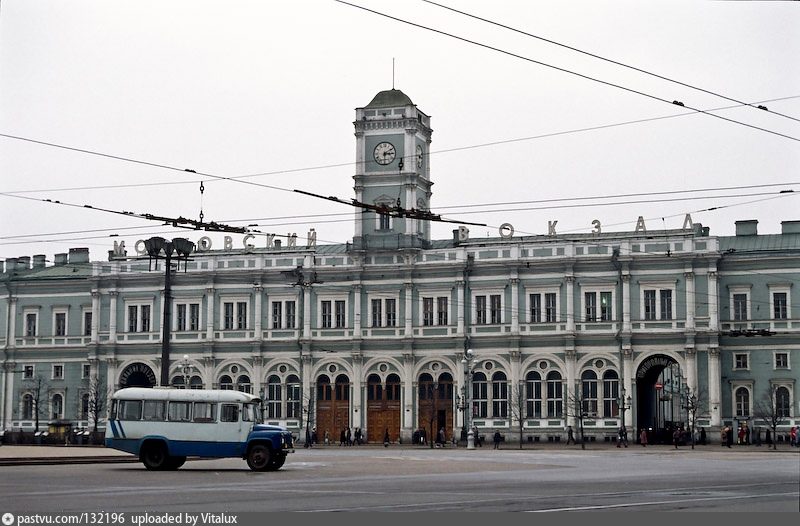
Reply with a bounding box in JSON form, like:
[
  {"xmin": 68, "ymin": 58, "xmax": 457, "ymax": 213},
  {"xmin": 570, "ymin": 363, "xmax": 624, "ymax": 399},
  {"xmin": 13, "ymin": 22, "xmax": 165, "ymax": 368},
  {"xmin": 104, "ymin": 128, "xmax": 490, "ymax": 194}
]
[
  {"xmin": 246, "ymin": 444, "xmax": 271, "ymax": 471},
  {"xmin": 164, "ymin": 456, "xmax": 186, "ymax": 470},
  {"xmin": 141, "ymin": 442, "xmax": 169, "ymax": 470}
]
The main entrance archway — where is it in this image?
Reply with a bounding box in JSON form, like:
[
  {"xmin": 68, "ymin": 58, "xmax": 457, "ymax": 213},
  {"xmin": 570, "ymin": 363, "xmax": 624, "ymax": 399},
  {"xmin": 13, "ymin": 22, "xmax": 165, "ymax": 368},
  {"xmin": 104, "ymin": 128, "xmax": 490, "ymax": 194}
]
[
  {"xmin": 417, "ymin": 372, "xmax": 453, "ymax": 445},
  {"xmin": 316, "ymin": 374, "xmax": 349, "ymax": 443},
  {"xmin": 119, "ymin": 362, "xmax": 156, "ymax": 388},
  {"xmin": 366, "ymin": 373, "xmax": 401, "ymax": 443},
  {"xmin": 636, "ymin": 354, "xmax": 685, "ymax": 444}
]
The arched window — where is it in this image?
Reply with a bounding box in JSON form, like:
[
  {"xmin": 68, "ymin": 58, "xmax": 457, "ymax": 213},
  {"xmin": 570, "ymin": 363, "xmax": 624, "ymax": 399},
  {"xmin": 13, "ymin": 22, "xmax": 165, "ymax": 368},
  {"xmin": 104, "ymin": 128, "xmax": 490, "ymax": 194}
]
[
  {"xmin": 735, "ymin": 387, "xmax": 750, "ymax": 417},
  {"xmin": 335, "ymin": 374, "xmax": 350, "ymax": 401},
  {"xmin": 775, "ymin": 386, "xmax": 791, "ymax": 418},
  {"xmin": 189, "ymin": 376, "xmax": 204, "ymax": 389},
  {"xmin": 438, "ymin": 372, "xmax": 454, "ymax": 401},
  {"xmin": 526, "ymin": 371, "xmax": 542, "ymax": 418},
  {"xmin": 603, "ymin": 370, "xmax": 619, "ymax": 418},
  {"xmin": 22, "ymin": 394, "xmax": 33, "ymax": 420},
  {"xmin": 236, "ymin": 375, "xmax": 251, "ymax": 394},
  {"xmin": 418, "ymin": 373, "xmax": 434, "ymax": 400},
  {"xmin": 367, "ymin": 374, "xmax": 383, "ymax": 401},
  {"xmin": 491, "ymin": 372, "xmax": 508, "ymax": 418},
  {"xmin": 386, "ymin": 374, "xmax": 401, "ymax": 401},
  {"xmin": 286, "ymin": 374, "xmax": 301, "ymax": 418},
  {"xmin": 171, "ymin": 375, "xmax": 186, "ymax": 389},
  {"xmin": 52, "ymin": 393, "xmax": 63, "ymax": 420},
  {"xmin": 267, "ymin": 375, "xmax": 282, "ymax": 418},
  {"xmin": 317, "ymin": 375, "xmax": 332, "ymax": 401},
  {"xmin": 546, "ymin": 371, "xmax": 563, "ymax": 418},
  {"xmin": 581, "ymin": 370, "xmax": 598, "ymax": 416},
  {"xmin": 219, "ymin": 375, "xmax": 233, "ymax": 390},
  {"xmin": 472, "ymin": 372, "xmax": 488, "ymax": 418}
]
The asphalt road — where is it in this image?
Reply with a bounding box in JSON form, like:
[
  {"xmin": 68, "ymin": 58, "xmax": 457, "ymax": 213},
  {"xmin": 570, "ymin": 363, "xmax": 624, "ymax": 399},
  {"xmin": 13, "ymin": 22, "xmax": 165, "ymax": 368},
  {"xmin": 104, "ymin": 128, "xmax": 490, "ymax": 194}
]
[{"xmin": 1, "ymin": 446, "xmax": 798, "ymax": 512}]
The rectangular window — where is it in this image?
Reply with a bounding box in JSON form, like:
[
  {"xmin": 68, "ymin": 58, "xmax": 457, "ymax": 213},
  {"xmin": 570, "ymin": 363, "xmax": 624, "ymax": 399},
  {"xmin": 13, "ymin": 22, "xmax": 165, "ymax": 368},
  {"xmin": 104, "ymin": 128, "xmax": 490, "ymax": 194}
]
[
  {"xmin": 530, "ymin": 294, "xmax": 542, "ymax": 323},
  {"xmin": 386, "ymin": 299, "xmax": 397, "ymax": 327},
  {"xmin": 585, "ymin": 292, "xmax": 597, "ymax": 322},
  {"xmin": 773, "ymin": 292, "xmax": 788, "ymax": 320},
  {"xmin": 544, "ymin": 293, "xmax": 557, "ymax": 323},
  {"xmin": 734, "ymin": 353, "xmax": 749, "ymax": 370},
  {"xmin": 490, "ymin": 295, "xmax": 502, "ymax": 324},
  {"xmin": 547, "ymin": 378, "xmax": 563, "ymax": 418},
  {"xmin": 286, "ymin": 383, "xmax": 301, "ymax": 418},
  {"xmin": 378, "ymin": 213, "xmax": 391, "ymax": 230},
  {"xmin": 436, "ymin": 297, "xmax": 448, "ymax": 326},
  {"xmin": 176, "ymin": 304, "xmax": 187, "ymax": 331},
  {"xmin": 220, "ymin": 404, "xmax": 240, "ymax": 422},
  {"xmin": 492, "ymin": 380, "xmax": 508, "ymax": 418},
  {"xmin": 82, "ymin": 363, "xmax": 91, "ymax": 379},
  {"xmin": 272, "ymin": 301, "xmax": 282, "ymax": 329},
  {"xmin": 423, "ymin": 298, "xmax": 434, "ymax": 326},
  {"xmin": 371, "ymin": 299, "xmax": 382, "ymax": 328},
  {"xmin": 25, "ymin": 313, "xmax": 37, "ymax": 337},
  {"xmin": 224, "ymin": 302, "xmax": 234, "ymax": 330},
  {"xmin": 286, "ymin": 301, "xmax": 296, "ymax": 328},
  {"xmin": 119, "ymin": 400, "xmax": 143, "ymax": 421},
  {"xmin": 643, "ymin": 290, "xmax": 656, "ymax": 320},
  {"xmin": 193, "ymin": 402, "xmax": 216, "ymax": 423},
  {"xmin": 267, "ymin": 383, "xmax": 282, "ymax": 419},
  {"xmin": 321, "ymin": 301, "xmax": 332, "ymax": 328},
  {"xmin": 236, "ymin": 302, "xmax": 247, "ymax": 329},
  {"xmin": 476, "ymin": 296, "xmax": 487, "ymax": 325},
  {"xmin": 335, "ymin": 300, "xmax": 346, "ymax": 328},
  {"xmin": 52, "ymin": 364, "xmax": 64, "ymax": 379},
  {"xmin": 83, "ymin": 311, "xmax": 92, "ymax": 336},
  {"xmin": 142, "ymin": 401, "xmax": 165, "ymax": 421},
  {"xmin": 775, "ymin": 353, "xmax": 789, "ymax": 369},
  {"xmin": 189, "ymin": 303, "xmax": 200, "ymax": 331},
  {"xmin": 733, "ymin": 294, "xmax": 748, "ymax": 321},
  {"xmin": 659, "ymin": 290, "xmax": 672, "ymax": 320},
  {"xmin": 168, "ymin": 401, "xmax": 192, "ymax": 422},
  {"xmin": 600, "ymin": 292, "xmax": 612, "ymax": 321},
  {"xmin": 23, "ymin": 365, "xmax": 34, "ymax": 379},
  {"xmin": 141, "ymin": 305, "xmax": 150, "ymax": 332},
  {"xmin": 127, "ymin": 305, "xmax": 138, "ymax": 332},
  {"xmin": 54, "ymin": 312, "xmax": 66, "ymax": 336}
]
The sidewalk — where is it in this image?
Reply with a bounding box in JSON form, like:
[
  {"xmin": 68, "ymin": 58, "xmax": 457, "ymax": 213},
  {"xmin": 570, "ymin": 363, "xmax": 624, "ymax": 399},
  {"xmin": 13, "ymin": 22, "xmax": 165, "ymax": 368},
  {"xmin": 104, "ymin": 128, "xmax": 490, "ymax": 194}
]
[{"xmin": 0, "ymin": 445, "xmax": 136, "ymax": 466}]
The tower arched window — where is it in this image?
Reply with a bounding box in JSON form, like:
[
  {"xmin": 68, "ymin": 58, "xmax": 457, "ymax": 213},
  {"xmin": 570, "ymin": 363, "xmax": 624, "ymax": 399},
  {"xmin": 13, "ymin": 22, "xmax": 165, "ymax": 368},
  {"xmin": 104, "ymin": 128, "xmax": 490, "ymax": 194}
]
[
  {"xmin": 735, "ymin": 387, "xmax": 750, "ymax": 417},
  {"xmin": 335, "ymin": 375, "xmax": 350, "ymax": 401},
  {"xmin": 581, "ymin": 370, "xmax": 598, "ymax": 416},
  {"xmin": 775, "ymin": 386, "xmax": 791, "ymax": 417},
  {"xmin": 602, "ymin": 370, "xmax": 619, "ymax": 417},
  {"xmin": 22, "ymin": 394, "xmax": 33, "ymax": 420},
  {"xmin": 546, "ymin": 371, "xmax": 563, "ymax": 418},
  {"xmin": 317, "ymin": 375, "xmax": 332, "ymax": 401},
  {"xmin": 52, "ymin": 393, "xmax": 63, "ymax": 420},
  {"xmin": 386, "ymin": 374, "xmax": 401, "ymax": 401},
  {"xmin": 236, "ymin": 375, "xmax": 252, "ymax": 394},
  {"xmin": 219, "ymin": 375, "xmax": 233, "ymax": 390},
  {"xmin": 526, "ymin": 371, "xmax": 542, "ymax": 418},
  {"xmin": 267, "ymin": 375, "xmax": 282, "ymax": 418},
  {"xmin": 368, "ymin": 374, "xmax": 383, "ymax": 401},
  {"xmin": 491, "ymin": 372, "xmax": 508, "ymax": 418},
  {"xmin": 472, "ymin": 372, "xmax": 488, "ymax": 418},
  {"xmin": 286, "ymin": 374, "xmax": 301, "ymax": 418}
]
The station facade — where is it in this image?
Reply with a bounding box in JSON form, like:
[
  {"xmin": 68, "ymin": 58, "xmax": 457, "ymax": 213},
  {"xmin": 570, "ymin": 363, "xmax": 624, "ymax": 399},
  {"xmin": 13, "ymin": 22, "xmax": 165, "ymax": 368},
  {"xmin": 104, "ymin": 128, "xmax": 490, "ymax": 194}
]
[{"xmin": 1, "ymin": 90, "xmax": 798, "ymax": 444}]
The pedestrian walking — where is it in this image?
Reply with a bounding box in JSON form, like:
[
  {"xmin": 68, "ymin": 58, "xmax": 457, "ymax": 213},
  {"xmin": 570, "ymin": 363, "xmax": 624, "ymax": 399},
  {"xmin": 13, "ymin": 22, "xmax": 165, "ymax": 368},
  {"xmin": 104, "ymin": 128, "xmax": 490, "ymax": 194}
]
[
  {"xmin": 673, "ymin": 428, "xmax": 681, "ymax": 449},
  {"xmin": 699, "ymin": 427, "xmax": 706, "ymax": 445},
  {"xmin": 383, "ymin": 428, "xmax": 390, "ymax": 447},
  {"xmin": 790, "ymin": 426, "xmax": 797, "ymax": 447},
  {"xmin": 438, "ymin": 427, "xmax": 445, "ymax": 447},
  {"xmin": 339, "ymin": 427, "xmax": 346, "ymax": 446},
  {"xmin": 493, "ymin": 431, "xmax": 502, "ymax": 449},
  {"xmin": 324, "ymin": 429, "xmax": 330, "ymax": 446},
  {"xmin": 565, "ymin": 426, "xmax": 576, "ymax": 445},
  {"xmin": 639, "ymin": 428, "xmax": 648, "ymax": 447},
  {"xmin": 617, "ymin": 426, "xmax": 628, "ymax": 448},
  {"xmin": 727, "ymin": 426, "xmax": 733, "ymax": 448},
  {"xmin": 346, "ymin": 427, "xmax": 352, "ymax": 446}
]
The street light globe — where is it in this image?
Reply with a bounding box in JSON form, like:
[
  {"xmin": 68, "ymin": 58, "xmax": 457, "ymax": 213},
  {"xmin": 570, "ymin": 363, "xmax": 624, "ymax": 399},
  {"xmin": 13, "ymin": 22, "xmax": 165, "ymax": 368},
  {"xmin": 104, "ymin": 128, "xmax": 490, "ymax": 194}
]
[
  {"xmin": 183, "ymin": 354, "xmax": 189, "ymax": 361},
  {"xmin": 466, "ymin": 348, "xmax": 474, "ymax": 358}
]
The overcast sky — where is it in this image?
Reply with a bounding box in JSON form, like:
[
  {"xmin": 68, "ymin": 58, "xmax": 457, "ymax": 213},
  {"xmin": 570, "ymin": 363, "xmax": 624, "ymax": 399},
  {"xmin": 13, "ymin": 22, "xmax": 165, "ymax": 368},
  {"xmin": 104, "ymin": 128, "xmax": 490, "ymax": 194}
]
[{"xmin": 1, "ymin": 0, "xmax": 799, "ymax": 263}]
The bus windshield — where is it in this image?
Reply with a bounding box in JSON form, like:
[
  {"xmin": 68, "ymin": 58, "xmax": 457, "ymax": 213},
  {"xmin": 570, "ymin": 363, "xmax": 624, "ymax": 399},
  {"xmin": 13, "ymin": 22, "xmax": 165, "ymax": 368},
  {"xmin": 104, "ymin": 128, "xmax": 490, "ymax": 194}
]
[{"xmin": 244, "ymin": 402, "xmax": 262, "ymax": 424}]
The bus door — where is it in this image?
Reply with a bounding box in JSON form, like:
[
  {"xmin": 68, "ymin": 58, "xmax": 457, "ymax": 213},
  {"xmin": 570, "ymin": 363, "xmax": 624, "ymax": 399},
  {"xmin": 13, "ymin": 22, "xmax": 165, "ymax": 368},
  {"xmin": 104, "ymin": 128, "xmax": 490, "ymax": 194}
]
[{"xmin": 219, "ymin": 402, "xmax": 249, "ymax": 452}]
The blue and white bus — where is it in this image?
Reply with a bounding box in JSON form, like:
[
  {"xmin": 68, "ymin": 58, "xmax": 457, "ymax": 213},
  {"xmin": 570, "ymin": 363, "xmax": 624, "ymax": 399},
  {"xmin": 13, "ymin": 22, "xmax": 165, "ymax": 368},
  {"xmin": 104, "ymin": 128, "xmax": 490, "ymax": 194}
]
[{"xmin": 105, "ymin": 387, "xmax": 294, "ymax": 471}]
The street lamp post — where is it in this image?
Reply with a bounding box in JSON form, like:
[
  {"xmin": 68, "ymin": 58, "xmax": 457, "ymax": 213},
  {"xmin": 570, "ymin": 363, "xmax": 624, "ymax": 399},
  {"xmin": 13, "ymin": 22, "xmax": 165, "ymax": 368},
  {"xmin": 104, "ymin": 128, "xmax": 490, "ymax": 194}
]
[
  {"xmin": 618, "ymin": 386, "xmax": 632, "ymax": 430},
  {"xmin": 179, "ymin": 354, "xmax": 192, "ymax": 388},
  {"xmin": 143, "ymin": 236, "xmax": 195, "ymax": 387},
  {"xmin": 461, "ymin": 348, "xmax": 476, "ymax": 449}
]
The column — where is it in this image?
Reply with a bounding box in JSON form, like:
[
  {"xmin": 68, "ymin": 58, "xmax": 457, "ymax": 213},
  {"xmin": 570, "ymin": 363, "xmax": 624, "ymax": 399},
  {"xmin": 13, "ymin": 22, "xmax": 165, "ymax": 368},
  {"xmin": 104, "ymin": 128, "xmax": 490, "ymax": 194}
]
[
  {"xmin": 352, "ymin": 354, "xmax": 364, "ymax": 430},
  {"xmin": 684, "ymin": 348, "xmax": 697, "ymax": 394},
  {"xmin": 205, "ymin": 286, "xmax": 215, "ymax": 340},
  {"xmin": 91, "ymin": 291, "xmax": 100, "ymax": 343},
  {"xmin": 708, "ymin": 347, "xmax": 721, "ymax": 426},
  {"xmin": 252, "ymin": 357, "xmax": 263, "ymax": 401},
  {"xmin": 622, "ymin": 273, "xmax": 631, "ymax": 333},
  {"xmin": 301, "ymin": 354, "xmax": 313, "ymax": 426},
  {"xmin": 456, "ymin": 280, "xmax": 465, "ymax": 335},
  {"xmin": 565, "ymin": 275, "xmax": 575, "ymax": 332},
  {"xmin": 622, "ymin": 349, "xmax": 634, "ymax": 428},
  {"xmin": 684, "ymin": 269, "xmax": 696, "ymax": 331},
  {"xmin": 3, "ymin": 362, "xmax": 16, "ymax": 430},
  {"xmin": 404, "ymin": 283, "xmax": 413, "ymax": 336},
  {"xmin": 253, "ymin": 285, "xmax": 263, "ymax": 338},
  {"xmin": 708, "ymin": 270, "xmax": 719, "ymax": 332},
  {"xmin": 8, "ymin": 297, "xmax": 17, "ymax": 345},
  {"xmin": 510, "ymin": 277, "xmax": 520, "ymax": 334},
  {"xmin": 402, "ymin": 353, "xmax": 415, "ymax": 435},
  {"xmin": 108, "ymin": 292, "xmax": 118, "ymax": 343},
  {"xmin": 353, "ymin": 285, "xmax": 362, "ymax": 336},
  {"xmin": 106, "ymin": 358, "xmax": 118, "ymax": 392},
  {"xmin": 565, "ymin": 349, "xmax": 577, "ymax": 426},
  {"xmin": 303, "ymin": 287, "xmax": 312, "ymax": 339}
]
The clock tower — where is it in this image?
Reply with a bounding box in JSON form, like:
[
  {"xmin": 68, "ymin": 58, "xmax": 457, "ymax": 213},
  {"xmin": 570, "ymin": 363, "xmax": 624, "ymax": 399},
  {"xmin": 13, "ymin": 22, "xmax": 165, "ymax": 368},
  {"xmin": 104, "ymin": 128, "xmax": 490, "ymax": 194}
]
[{"xmin": 353, "ymin": 89, "xmax": 433, "ymax": 251}]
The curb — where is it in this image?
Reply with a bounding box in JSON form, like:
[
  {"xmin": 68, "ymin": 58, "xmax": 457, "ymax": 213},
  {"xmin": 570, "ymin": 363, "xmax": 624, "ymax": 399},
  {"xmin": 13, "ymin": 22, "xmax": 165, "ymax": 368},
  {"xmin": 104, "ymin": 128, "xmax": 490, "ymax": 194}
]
[{"xmin": 0, "ymin": 456, "xmax": 139, "ymax": 466}]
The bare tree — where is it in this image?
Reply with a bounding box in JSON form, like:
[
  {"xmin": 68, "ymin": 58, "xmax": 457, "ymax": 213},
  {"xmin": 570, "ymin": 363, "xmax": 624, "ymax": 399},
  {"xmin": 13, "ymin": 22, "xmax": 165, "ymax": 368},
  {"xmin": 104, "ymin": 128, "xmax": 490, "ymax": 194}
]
[
  {"xmin": 564, "ymin": 383, "xmax": 589, "ymax": 450},
  {"xmin": 419, "ymin": 382, "xmax": 441, "ymax": 449},
  {"xmin": 301, "ymin": 391, "xmax": 315, "ymax": 448},
  {"xmin": 508, "ymin": 382, "xmax": 527, "ymax": 449},
  {"xmin": 683, "ymin": 387, "xmax": 708, "ymax": 450},
  {"xmin": 22, "ymin": 374, "xmax": 49, "ymax": 432},
  {"xmin": 753, "ymin": 387, "xmax": 784, "ymax": 451},
  {"xmin": 84, "ymin": 374, "xmax": 108, "ymax": 440}
]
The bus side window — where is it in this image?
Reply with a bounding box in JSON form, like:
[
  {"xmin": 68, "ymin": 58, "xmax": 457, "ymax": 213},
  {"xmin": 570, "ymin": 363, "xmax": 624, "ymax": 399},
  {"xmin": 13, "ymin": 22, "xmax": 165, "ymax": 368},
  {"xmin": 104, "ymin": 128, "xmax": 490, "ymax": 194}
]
[
  {"xmin": 241, "ymin": 403, "xmax": 253, "ymax": 422},
  {"xmin": 110, "ymin": 400, "xmax": 118, "ymax": 419},
  {"xmin": 220, "ymin": 404, "xmax": 239, "ymax": 422},
  {"xmin": 193, "ymin": 402, "xmax": 216, "ymax": 423},
  {"xmin": 119, "ymin": 400, "xmax": 143, "ymax": 421},
  {"xmin": 168, "ymin": 401, "xmax": 192, "ymax": 422},
  {"xmin": 143, "ymin": 401, "xmax": 165, "ymax": 421}
]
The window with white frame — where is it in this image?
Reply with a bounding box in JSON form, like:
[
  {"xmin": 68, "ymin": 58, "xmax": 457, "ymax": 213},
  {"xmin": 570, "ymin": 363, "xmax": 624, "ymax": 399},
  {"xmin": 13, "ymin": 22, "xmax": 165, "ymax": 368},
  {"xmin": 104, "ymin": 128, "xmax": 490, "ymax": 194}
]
[
  {"xmin": 583, "ymin": 289, "xmax": 614, "ymax": 322},
  {"xmin": 266, "ymin": 375, "xmax": 282, "ymax": 418},
  {"xmin": 491, "ymin": 371, "xmax": 508, "ymax": 418},
  {"xmin": 24, "ymin": 310, "xmax": 38, "ymax": 337},
  {"xmin": 472, "ymin": 372, "xmax": 488, "ymax": 418},
  {"xmin": 775, "ymin": 386, "xmax": 792, "ymax": 417},
  {"xmin": 546, "ymin": 370, "xmax": 563, "ymax": 418},
  {"xmin": 83, "ymin": 310, "xmax": 92, "ymax": 336},
  {"xmin": 82, "ymin": 363, "xmax": 91, "ymax": 379},
  {"xmin": 286, "ymin": 375, "xmax": 301, "ymax": 418},
  {"xmin": 581, "ymin": 370, "xmax": 598, "ymax": 415},
  {"xmin": 319, "ymin": 297, "xmax": 347, "ymax": 329},
  {"xmin": 733, "ymin": 352, "xmax": 749, "ymax": 370},
  {"xmin": 640, "ymin": 282, "xmax": 676, "ymax": 321},
  {"xmin": 221, "ymin": 298, "xmax": 249, "ymax": 330},
  {"xmin": 53, "ymin": 310, "xmax": 68, "ymax": 337},
  {"xmin": 22, "ymin": 393, "xmax": 33, "ymax": 419},
  {"xmin": 474, "ymin": 291, "xmax": 503, "ymax": 325},
  {"xmin": 528, "ymin": 289, "xmax": 559, "ymax": 323},
  {"xmin": 270, "ymin": 298, "xmax": 297, "ymax": 329},
  {"xmin": 774, "ymin": 352, "xmax": 789, "ymax": 369},
  {"xmin": 769, "ymin": 286, "xmax": 791, "ymax": 320},
  {"xmin": 421, "ymin": 293, "xmax": 449, "ymax": 326},
  {"xmin": 51, "ymin": 393, "xmax": 64, "ymax": 419},
  {"xmin": 369, "ymin": 296, "xmax": 398, "ymax": 328},
  {"xmin": 125, "ymin": 302, "xmax": 152, "ymax": 333},
  {"xmin": 377, "ymin": 213, "xmax": 392, "ymax": 231},
  {"xmin": 734, "ymin": 386, "xmax": 750, "ymax": 417},
  {"xmin": 525, "ymin": 371, "xmax": 542, "ymax": 418},
  {"xmin": 52, "ymin": 364, "xmax": 64, "ymax": 380},
  {"xmin": 729, "ymin": 286, "xmax": 751, "ymax": 321},
  {"xmin": 175, "ymin": 301, "xmax": 201, "ymax": 331},
  {"xmin": 602, "ymin": 370, "xmax": 619, "ymax": 417},
  {"xmin": 23, "ymin": 365, "xmax": 34, "ymax": 379}
]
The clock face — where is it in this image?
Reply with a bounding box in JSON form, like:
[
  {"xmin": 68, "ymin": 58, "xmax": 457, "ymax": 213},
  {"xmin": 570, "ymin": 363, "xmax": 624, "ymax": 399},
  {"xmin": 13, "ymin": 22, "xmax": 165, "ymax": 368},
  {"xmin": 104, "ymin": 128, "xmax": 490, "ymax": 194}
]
[
  {"xmin": 416, "ymin": 145, "xmax": 423, "ymax": 168},
  {"xmin": 373, "ymin": 142, "xmax": 396, "ymax": 165}
]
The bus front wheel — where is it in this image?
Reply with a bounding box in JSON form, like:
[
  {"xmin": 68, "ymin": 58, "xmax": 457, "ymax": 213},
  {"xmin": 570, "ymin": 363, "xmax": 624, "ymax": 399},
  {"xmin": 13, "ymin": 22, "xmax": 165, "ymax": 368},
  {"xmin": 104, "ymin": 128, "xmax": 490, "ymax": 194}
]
[
  {"xmin": 141, "ymin": 442, "xmax": 169, "ymax": 470},
  {"xmin": 266, "ymin": 454, "xmax": 286, "ymax": 471},
  {"xmin": 246, "ymin": 444, "xmax": 271, "ymax": 471},
  {"xmin": 164, "ymin": 456, "xmax": 186, "ymax": 470}
]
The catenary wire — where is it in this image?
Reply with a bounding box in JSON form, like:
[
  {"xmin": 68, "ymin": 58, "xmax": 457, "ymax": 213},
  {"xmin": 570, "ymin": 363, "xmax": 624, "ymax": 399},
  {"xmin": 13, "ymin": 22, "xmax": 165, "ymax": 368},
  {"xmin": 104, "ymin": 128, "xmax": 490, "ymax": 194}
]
[
  {"xmin": 423, "ymin": 0, "xmax": 800, "ymax": 123},
  {"xmin": 334, "ymin": 1, "xmax": 800, "ymax": 143}
]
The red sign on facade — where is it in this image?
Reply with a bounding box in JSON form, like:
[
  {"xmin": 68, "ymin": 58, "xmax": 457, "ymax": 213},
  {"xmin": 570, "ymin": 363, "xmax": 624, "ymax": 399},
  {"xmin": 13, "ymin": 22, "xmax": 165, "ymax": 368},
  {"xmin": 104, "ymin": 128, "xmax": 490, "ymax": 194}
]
[{"xmin": 655, "ymin": 383, "xmax": 663, "ymax": 390}]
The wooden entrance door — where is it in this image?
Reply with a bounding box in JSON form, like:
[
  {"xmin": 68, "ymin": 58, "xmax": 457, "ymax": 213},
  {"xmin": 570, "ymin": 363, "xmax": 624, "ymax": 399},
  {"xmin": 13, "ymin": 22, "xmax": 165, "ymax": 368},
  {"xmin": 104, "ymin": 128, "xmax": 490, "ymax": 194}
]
[
  {"xmin": 417, "ymin": 372, "xmax": 453, "ymax": 444},
  {"xmin": 315, "ymin": 374, "xmax": 350, "ymax": 442},
  {"xmin": 366, "ymin": 374, "xmax": 401, "ymax": 443}
]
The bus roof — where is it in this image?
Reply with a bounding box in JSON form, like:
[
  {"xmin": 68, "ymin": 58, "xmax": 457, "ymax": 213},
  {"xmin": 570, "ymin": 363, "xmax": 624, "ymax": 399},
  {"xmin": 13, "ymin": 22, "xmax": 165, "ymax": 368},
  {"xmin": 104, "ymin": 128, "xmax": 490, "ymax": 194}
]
[{"xmin": 111, "ymin": 387, "xmax": 260, "ymax": 404}]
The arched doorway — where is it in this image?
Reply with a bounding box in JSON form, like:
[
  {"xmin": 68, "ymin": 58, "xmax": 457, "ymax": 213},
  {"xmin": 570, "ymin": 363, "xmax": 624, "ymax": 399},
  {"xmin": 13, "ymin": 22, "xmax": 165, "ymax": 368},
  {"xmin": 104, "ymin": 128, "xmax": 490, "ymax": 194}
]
[
  {"xmin": 119, "ymin": 363, "xmax": 156, "ymax": 388},
  {"xmin": 367, "ymin": 373, "xmax": 401, "ymax": 443},
  {"xmin": 316, "ymin": 374, "xmax": 349, "ymax": 443},
  {"xmin": 636, "ymin": 354, "xmax": 685, "ymax": 444},
  {"xmin": 417, "ymin": 372, "xmax": 453, "ymax": 445}
]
